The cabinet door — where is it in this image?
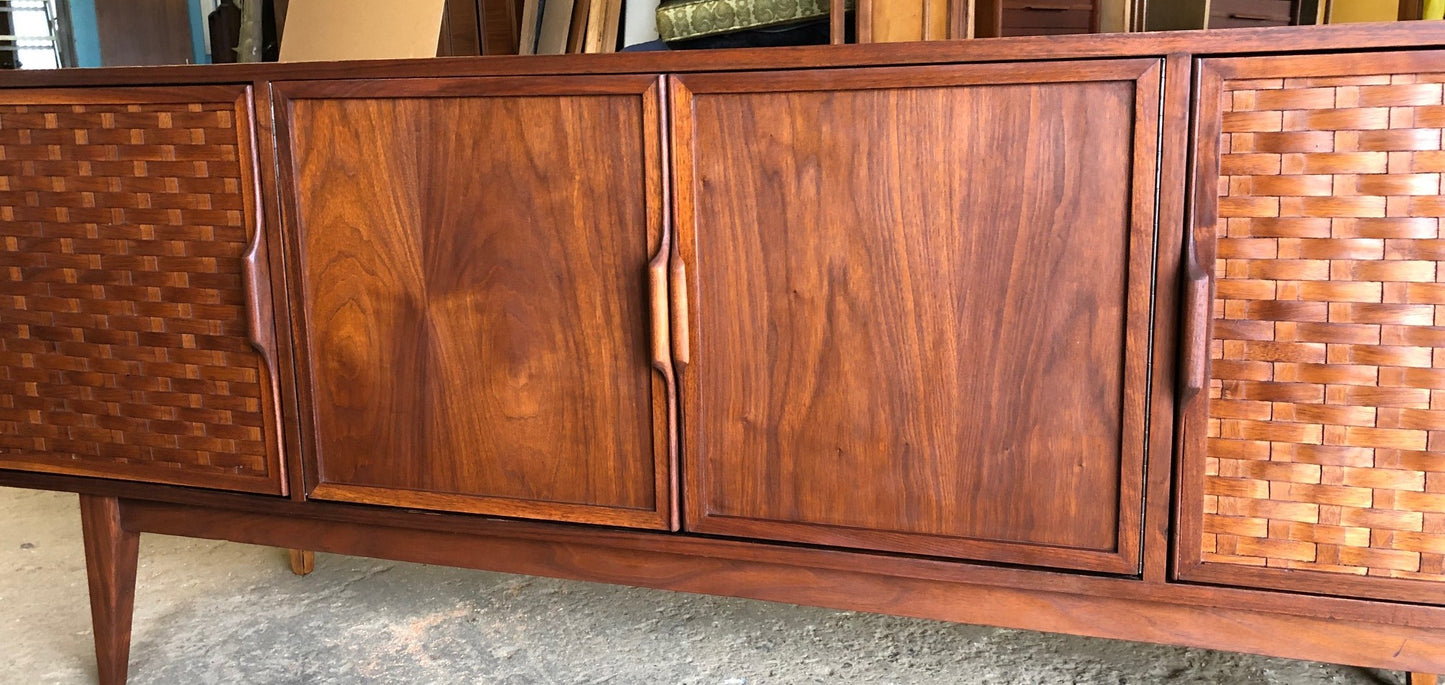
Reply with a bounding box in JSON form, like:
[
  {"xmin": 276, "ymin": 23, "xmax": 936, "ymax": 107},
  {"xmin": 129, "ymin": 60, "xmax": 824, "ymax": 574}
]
[
  {"xmin": 671, "ymin": 60, "xmax": 1162, "ymax": 573},
  {"xmin": 277, "ymin": 76, "xmax": 675, "ymax": 529},
  {"xmin": 1179, "ymin": 51, "xmax": 1445, "ymax": 605},
  {"xmin": 0, "ymin": 86, "xmax": 287, "ymax": 494}
]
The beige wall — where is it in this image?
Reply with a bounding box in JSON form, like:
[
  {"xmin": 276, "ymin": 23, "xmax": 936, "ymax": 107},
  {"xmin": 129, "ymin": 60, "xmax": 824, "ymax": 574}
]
[{"xmin": 1098, "ymin": 0, "xmax": 1133, "ymax": 32}]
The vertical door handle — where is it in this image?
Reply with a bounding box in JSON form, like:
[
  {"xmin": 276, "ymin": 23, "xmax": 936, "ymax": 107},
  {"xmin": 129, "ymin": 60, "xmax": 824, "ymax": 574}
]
[
  {"xmin": 238, "ymin": 90, "xmax": 278, "ymax": 379},
  {"xmin": 241, "ymin": 218, "xmax": 276, "ymax": 370},
  {"xmin": 1179, "ymin": 231, "xmax": 1212, "ymax": 404},
  {"xmin": 648, "ymin": 246, "xmax": 672, "ymax": 373},
  {"xmin": 648, "ymin": 234, "xmax": 691, "ymax": 369},
  {"xmin": 669, "ymin": 251, "xmax": 690, "ymax": 367}
]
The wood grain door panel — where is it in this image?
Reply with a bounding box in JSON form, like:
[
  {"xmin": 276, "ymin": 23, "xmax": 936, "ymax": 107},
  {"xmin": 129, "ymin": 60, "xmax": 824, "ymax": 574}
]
[
  {"xmin": 94, "ymin": 0, "xmax": 195, "ymax": 66},
  {"xmin": 1178, "ymin": 51, "xmax": 1445, "ymax": 605},
  {"xmin": 277, "ymin": 76, "xmax": 674, "ymax": 529},
  {"xmin": 0, "ymin": 86, "xmax": 287, "ymax": 495},
  {"xmin": 672, "ymin": 60, "xmax": 1162, "ymax": 573}
]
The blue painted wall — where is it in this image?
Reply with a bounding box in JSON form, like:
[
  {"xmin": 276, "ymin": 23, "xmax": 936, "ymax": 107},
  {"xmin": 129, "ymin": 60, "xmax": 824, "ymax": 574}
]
[
  {"xmin": 188, "ymin": 0, "xmax": 210, "ymax": 64},
  {"xmin": 66, "ymin": 0, "xmax": 101, "ymax": 67}
]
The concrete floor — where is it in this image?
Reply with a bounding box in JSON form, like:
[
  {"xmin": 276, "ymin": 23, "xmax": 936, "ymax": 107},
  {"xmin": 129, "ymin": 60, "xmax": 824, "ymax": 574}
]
[{"xmin": 0, "ymin": 487, "xmax": 1415, "ymax": 685}]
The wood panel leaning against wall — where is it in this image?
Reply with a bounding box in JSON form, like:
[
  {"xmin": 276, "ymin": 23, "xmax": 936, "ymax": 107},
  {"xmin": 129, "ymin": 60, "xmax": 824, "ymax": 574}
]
[
  {"xmin": 92, "ymin": 0, "xmax": 195, "ymax": 65},
  {"xmin": 274, "ymin": 0, "xmax": 521, "ymax": 56}
]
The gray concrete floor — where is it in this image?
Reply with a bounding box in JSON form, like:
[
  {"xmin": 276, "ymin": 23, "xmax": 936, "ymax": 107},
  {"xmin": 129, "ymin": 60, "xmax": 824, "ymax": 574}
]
[{"xmin": 0, "ymin": 487, "xmax": 1414, "ymax": 685}]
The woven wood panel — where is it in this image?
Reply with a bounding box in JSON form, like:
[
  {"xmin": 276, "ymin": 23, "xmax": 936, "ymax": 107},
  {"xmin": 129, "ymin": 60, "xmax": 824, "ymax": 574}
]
[
  {"xmin": 0, "ymin": 92, "xmax": 277, "ymax": 491},
  {"xmin": 1207, "ymin": 72, "xmax": 1445, "ymax": 582}
]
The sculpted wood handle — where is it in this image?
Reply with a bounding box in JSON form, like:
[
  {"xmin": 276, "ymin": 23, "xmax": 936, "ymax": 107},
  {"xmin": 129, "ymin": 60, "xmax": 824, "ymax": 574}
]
[
  {"xmin": 648, "ymin": 247, "xmax": 672, "ymax": 373},
  {"xmin": 669, "ymin": 252, "xmax": 690, "ymax": 367},
  {"xmin": 235, "ymin": 87, "xmax": 289, "ymax": 493},
  {"xmin": 239, "ymin": 102, "xmax": 277, "ymax": 376},
  {"xmin": 1180, "ymin": 234, "xmax": 1212, "ymax": 404},
  {"xmin": 241, "ymin": 202, "xmax": 277, "ymax": 370}
]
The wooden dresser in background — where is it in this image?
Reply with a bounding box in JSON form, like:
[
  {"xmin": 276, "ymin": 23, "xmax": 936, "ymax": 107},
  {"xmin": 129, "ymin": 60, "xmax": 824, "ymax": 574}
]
[
  {"xmin": 0, "ymin": 22, "xmax": 1444, "ymax": 685},
  {"xmin": 1207, "ymin": 0, "xmax": 1300, "ymax": 28},
  {"xmin": 994, "ymin": 0, "xmax": 1100, "ymax": 36}
]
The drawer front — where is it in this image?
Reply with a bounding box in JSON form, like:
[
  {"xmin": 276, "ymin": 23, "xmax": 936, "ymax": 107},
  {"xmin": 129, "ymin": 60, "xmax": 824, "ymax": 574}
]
[
  {"xmin": 1210, "ymin": 0, "xmax": 1296, "ymax": 28},
  {"xmin": 276, "ymin": 76, "xmax": 675, "ymax": 529},
  {"xmin": 1000, "ymin": 0, "xmax": 1094, "ymax": 9},
  {"xmin": 1000, "ymin": 0, "xmax": 1095, "ymax": 36},
  {"xmin": 1180, "ymin": 52, "xmax": 1445, "ymax": 604},
  {"xmin": 0, "ymin": 86, "xmax": 285, "ymax": 494},
  {"xmin": 671, "ymin": 59, "xmax": 1163, "ymax": 574}
]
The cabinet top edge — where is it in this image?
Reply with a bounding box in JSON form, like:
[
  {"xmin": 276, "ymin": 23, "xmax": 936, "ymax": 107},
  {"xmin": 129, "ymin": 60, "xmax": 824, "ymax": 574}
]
[{"xmin": 0, "ymin": 21, "xmax": 1443, "ymax": 90}]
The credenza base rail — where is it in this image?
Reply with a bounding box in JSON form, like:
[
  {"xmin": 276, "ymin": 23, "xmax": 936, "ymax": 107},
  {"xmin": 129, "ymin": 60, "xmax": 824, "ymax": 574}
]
[{"xmin": 61, "ymin": 489, "xmax": 1445, "ymax": 678}]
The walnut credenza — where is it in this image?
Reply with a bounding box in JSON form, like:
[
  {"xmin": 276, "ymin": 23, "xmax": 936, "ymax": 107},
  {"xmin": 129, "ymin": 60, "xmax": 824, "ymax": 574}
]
[{"xmin": 3, "ymin": 23, "xmax": 1445, "ymax": 685}]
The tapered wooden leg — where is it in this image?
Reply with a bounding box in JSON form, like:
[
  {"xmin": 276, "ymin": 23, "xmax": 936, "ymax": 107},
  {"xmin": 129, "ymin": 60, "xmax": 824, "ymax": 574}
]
[
  {"xmin": 287, "ymin": 549, "xmax": 315, "ymax": 576},
  {"xmin": 79, "ymin": 495, "xmax": 139, "ymax": 685},
  {"xmin": 1409, "ymin": 673, "xmax": 1440, "ymax": 685}
]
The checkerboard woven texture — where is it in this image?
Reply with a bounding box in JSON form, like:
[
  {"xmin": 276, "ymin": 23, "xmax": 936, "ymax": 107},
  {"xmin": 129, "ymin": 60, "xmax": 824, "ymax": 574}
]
[
  {"xmin": 1207, "ymin": 73, "xmax": 1445, "ymax": 581},
  {"xmin": 0, "ymin": 101, "xmax": 270, "ymax": 480}
]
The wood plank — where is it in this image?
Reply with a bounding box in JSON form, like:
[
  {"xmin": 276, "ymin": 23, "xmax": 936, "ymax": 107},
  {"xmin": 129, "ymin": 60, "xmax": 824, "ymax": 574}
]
[
  {"xmin": 870, "ymin": 0, "xmax": 926, "ymax": 41},
  {"xmin": 438, "ymin": 0, "xmax": 483, "ymax": 56},
  {"xmin": 93, "ymin": 0, "xmax": 194, "ymax": 66},
  {"xmin": 480, "ymin": 0, "xmax": 523, "ymax": 54},
  {"xmin": 536, "ymin": 0, "xmax": 574, "ymax": 53},
  {"xmin": 601, "ymin": 0, "xmax": 623, "ymax": 52},
  {"xmin": 519, "ymin": 0, "xmax": 542, "ymax": 53},
  {"xmin": 949, "ymin": 0, "xmax": 978, "ymax": 37},
  {"xmin": 569, "ymin": 0, "xmax": 593, "ymax": 52}
]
